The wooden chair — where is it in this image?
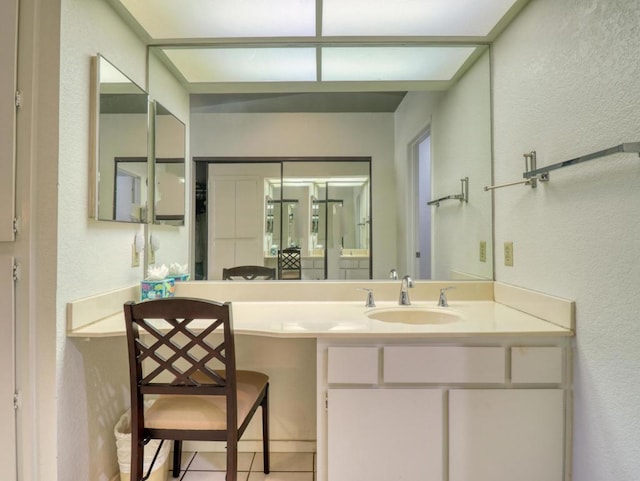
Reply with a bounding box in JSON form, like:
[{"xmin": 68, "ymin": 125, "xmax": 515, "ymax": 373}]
[
  {"xmin": 278, "ymin": 247, "xmax": 301, "ymax": 280},
  {"xmin": 222, "ymin": 265, "xmax": 276, "ymax": 280},
  {"xmin": 124, "ymin": 298, "xmax": 270, "ymax": 481}
]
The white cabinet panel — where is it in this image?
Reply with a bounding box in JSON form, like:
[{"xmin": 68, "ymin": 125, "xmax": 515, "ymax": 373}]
[
  {"xmin": 327, "ymin": 347, "xmax": 378, "ymax": 384},
  {"xmin": 511, "ymin": 346, "xmax": 563, "ymax": 384},
  {"xmin": 0, "ymin": 0, "xmax": 18, "ymax": 241},
  {"xmin": 208, "ymin": 172, "xmax": 262, "ymax": 278},
  {"xmin": 384, "ymin": 346, "xmax": 505, "ymax": 383},
  {"xmin": 0, "ymin": 256, "xmax": 16, "ymax": 479},
  {"xmin": 235, "ymin": 179, "xmax": 259, "ymax": 238},
  {"xmin": 211, "ymin": 179, "xmax": 236, "ymax": 238},
  {"xmin": 449, "ymin": 389, "xmax": 564, "ymax": 481},
  {"xmin": 328, "ymin": 389, "xmax": 443, "ymax": 481}
]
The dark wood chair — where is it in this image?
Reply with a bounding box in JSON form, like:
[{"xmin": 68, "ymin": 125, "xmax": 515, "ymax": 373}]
[
  {"xmin": 123, "ymin": 298, "xmax": 270, "ymax": 481},
  {"xmin": 222, "ymin": 265, "xmax": 276, "ymax": 280},
  {"xmin": 278, "ymin": 247, "xmax": 301, "ymax": 280}
]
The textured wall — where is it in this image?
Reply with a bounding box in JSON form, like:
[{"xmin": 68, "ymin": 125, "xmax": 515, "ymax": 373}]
[
  {"xmin": 492, "ymin": 1, "xmax": 640, "ymax": 479},
  {"xmin": 58, "ymin": 0, "xmax": 149, "ymax": 480}
]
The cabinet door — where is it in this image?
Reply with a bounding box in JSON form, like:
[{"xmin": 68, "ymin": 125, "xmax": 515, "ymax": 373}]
[
  {"xmin": 328, "ymin": 389, "xmax": 443, "ymax": 481},
  {"xmin": 449, "ymin": 389, "xmax": 564, "ymax": 481},
  {"xmin": 0, "ymin": 0, "xmax": 18, "ymax": 241},
  {"xmin": 0, "ymin": 256, "xmax": 16, "ymax": 479},
  {"xmin": 208, "ymin": 175, "xmax": 262, "ymax": 277}
]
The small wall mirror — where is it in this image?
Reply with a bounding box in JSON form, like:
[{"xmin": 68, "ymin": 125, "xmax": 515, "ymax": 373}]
[
  {"xmin": 154, "ymin": 102, "xmax": 186, "ymax": 226},
  {"xmin": 90, "ymin": 54, "xmax": 149, "ymax": 223}
]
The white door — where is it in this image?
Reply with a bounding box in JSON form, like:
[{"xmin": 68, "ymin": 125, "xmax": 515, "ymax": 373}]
[
  {"xmin": 0, "ymin": 0, "xmax": 18, "ymax": 241},
  {"xmin": 449, "ymin": 389, "xmax": 565, "ymax": 481},
  {"xmin": 327, "ymin": 388, "xmax": 443, "ymax": 481},
  {"xmin": 0, "ymin": 256, "xmax": 16, "ymax": 480},
  {"xmin": 208, "ymin": 174, "xmax": 262, "ymax": 278}
]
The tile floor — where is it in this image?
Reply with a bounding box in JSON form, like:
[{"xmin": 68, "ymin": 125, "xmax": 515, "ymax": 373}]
[{"xmin": 172, "ymin": 452, "xmax": 315, "ymax": 481}]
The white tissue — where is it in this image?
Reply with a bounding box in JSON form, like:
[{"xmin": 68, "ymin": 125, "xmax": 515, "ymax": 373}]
[
  {"xmin": 169, "ymin": 263, "xmax": 188, "ymax": 276},
  {"xmin": 146, "ymin": 264, "xmax": 169, "ymax": 281}
]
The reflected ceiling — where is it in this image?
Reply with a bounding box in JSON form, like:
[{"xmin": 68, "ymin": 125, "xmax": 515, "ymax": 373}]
[{"xmin": 110, "ymin": 0, "xmax": 529, "ymax": 88}]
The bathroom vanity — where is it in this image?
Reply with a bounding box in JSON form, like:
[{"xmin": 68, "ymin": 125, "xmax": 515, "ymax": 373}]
[{"xmin": 67, "ymin": 280, "xmax": 574, "ymax": 481}]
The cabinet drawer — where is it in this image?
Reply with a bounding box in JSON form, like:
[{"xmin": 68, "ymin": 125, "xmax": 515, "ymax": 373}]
[
  {"xmin": 511, "ymin": 346, "xmax": 563, "ymax": 384},
  {"xmin": 384, "ymin": 346, "xmax": 505, "ymax": 384},
  {"xmin": 328, "ymin": 347, "xmax": 379, "ymax": 384}
]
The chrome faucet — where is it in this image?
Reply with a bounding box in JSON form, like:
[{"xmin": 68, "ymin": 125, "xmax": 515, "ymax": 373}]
[
  {"xmin": 438, "ymin": 286, "xmax": 456, "ymax": 307},
  {"xmin": 358, "ymin": 288, "xmax": 376, "ymax": 308},
  {"xmin": 398, "ymin": 275, "xmax": 414, "ymax": 305},
  {"xmin": 389, "ymin": 269, "xmax": 398, "ymax": 280}
]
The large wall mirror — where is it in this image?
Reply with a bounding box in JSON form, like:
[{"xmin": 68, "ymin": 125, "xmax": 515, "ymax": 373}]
[
  {"xmin": 146, "ymin": 46, "xmax": 493, "ymax": 282},
  {"xmin": 154, "ymin": 101, "xmax": 186, "ymax": 226},
  {"xmin": 90, "ymin": 54, "xmax": 149, "ymax": 223}
]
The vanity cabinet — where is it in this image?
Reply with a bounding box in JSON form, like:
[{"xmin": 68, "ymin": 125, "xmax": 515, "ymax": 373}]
[{"xmin": 318, "ymin": 341, "xmax": 570, "ymax": 481}]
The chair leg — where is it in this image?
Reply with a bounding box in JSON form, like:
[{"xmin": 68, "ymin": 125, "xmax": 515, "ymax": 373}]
[
  {"xmin": 262, "ymin": 383, "xmax": 270, "ymax": 474},
  {"xmin": 172, "ymin": 440, "xmax": 182, "ymax": 478},
  {"xmin": 226, "ymin": 439, "xmax": 238, "ymax": 481},
  {"xmin": 131, "ymin": 434, "xmax": 144, "ymax": 481}
]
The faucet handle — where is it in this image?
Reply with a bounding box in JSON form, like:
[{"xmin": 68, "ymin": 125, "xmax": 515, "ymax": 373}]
[
  {"xmin": 389, "ymin": 269, "xmax": 398, "ymax": 280},
  {"xmin": 438, "ymin": 286, "xmax": 456, "ymax": 307},
  {"xmin": 358, "ymin": 288, "xmax": 376, "ymax": 308}
]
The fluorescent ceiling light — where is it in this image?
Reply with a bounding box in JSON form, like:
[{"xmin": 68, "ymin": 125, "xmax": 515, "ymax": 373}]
[
  {"xmin": 322, "ymin": 47, "xmax": 476, "ymax": 82},
  {"xmin": 163, "ymin": 48, "xmax": 318, "ymax": 83},
  {"xmin": 322, "ymin": 0, "xmax": 518, "ymax": 36},
  {"xmin": 120, "ymin": 0, "xmax": 316, "ymax": 38}
]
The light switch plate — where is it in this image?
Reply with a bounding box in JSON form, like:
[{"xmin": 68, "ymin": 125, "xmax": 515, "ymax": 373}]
[{"xmin": 504, "ymin": 241, "xmax": 514, "ymax": 267}]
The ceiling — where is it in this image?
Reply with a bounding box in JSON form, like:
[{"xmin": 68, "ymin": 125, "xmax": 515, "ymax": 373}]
[{"xmin": 107, "ymin": 0, "xmax": 529, "ymax": 111}]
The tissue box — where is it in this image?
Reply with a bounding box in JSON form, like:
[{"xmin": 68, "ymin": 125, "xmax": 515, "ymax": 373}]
[
  {"xmin": 140, "ymin": 278, "xmax": 175, "ymax": 300},
  {"xmin": 167, "ymin": 274, "xmax": 190, "ymax": 282}
]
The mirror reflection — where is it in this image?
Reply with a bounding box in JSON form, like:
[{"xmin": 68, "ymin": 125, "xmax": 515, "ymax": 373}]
[
  {"xmin": 196, "ymin": 159, "xmax": 371, "ymax": 280},
  {"xmin": 154, "ymin": 102, "xmax": 186, "ymax": 226},
  {"xmin": 91, "ymin": 54, "xmax": 149, "ymax": 223}
]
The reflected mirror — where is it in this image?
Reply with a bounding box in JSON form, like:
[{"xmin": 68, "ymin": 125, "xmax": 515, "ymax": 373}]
[
  {"xmin": 196, "ymin": 159, "xmax": 371, "ymax": 280},
  {"xmin": 154, "ymin": 102, "xmax": 186, "ymax": 226},
  {"xmin": 90, "ymin": 54, "xmax": 149, "ymax": 223}
]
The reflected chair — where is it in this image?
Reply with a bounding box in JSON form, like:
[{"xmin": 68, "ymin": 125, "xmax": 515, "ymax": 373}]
[
  {"xmin": 124, "ymin": 298, "xmax": 270, "ymax": 481},
  {"xmin": 278, "ymin": 247, "xmax": 301, "ymax": 280},
  {"xmin": 222, "ymin": 265, "xmax": 276, "ymax": 280}
]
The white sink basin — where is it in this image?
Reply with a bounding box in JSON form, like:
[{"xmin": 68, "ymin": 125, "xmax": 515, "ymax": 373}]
[{"xmin": 366, "ymin": 306, "xmax": 460, "ymax": 325}]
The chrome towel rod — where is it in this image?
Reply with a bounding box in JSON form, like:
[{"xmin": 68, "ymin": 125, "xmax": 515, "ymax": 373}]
[
  {"xmin": 428, "ymin": 177, "xmax": 469, "ymax": 207},
  {"xmin": 523, "ymin": 142, "xmax": 640, "ymax": 178},
  {"xmin": 484, "ymin": 152, "xmax": 547, "ymax": 191}
]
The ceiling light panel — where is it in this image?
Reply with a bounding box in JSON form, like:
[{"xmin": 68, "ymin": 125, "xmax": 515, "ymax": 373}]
[
  {"xmin": 119, "ymin": 0, "xmax": 316, "ymax": 39},
  {"xmin": 322, "ymin": 46, "xmax": 476, "ymax": 82},
  {"xmin": 163, "ymin": 48, "xmax": 318, "ymax": 83},
  {"xmin": 322, "ymin": 0, "xmax": 519, "ymax": 36}
]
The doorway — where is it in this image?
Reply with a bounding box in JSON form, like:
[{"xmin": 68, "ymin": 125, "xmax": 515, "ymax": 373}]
[{"xmin": 414, "ymin": 132, "xmax": 432, "ymax": 279}]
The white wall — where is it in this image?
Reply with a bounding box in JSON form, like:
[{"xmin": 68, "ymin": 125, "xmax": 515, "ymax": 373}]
[
  {"xmin": 57, "ymin": 1, "xmax": 149, "ymax": 480},
  {"xmin": 393, "ymin": 51, "xmax": 492, "ymax": 280},
  {"xmin": 191, "ymin": 112, "xmax": 396, "ymax": 278},
  {"xmin": 492, "ymin": 1, "xmax": 640, "ymax": 480}
]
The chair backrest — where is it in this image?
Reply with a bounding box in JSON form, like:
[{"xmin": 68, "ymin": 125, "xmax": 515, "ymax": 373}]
[
  {"xmin": 124, "ymin": 298, "xmax": 238, "ymax": 431},
  {"xmin": 278, "ymin": 247, "xmax": 301, "ymax": 279},
  {"xmin": 222, "ymin": 265, "xmax": 276, "ymax": 280}
]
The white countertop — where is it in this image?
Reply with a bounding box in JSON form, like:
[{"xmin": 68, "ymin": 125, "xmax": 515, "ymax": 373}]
[{"xmin": 68, "ymin": 298, "xmax": 571, "ymax": 339}]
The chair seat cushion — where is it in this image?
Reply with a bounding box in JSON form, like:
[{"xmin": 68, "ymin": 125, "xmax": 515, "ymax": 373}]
[{"xmin": 145, "ymin": 370, "xmax": 268, "ymax": 431}]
